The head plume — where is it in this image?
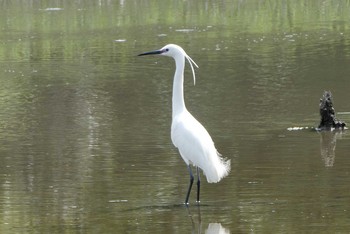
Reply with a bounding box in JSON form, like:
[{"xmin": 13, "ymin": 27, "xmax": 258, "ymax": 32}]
[
  {"xmin": 159, "ymin": 44, "xmax": 199, "ymax": 85},
  {"xmin": 185, "ymin": 53, "xmax": 199, "ymax": 85},
  {"xmin": 139, "ymin": 44, "xmax": 199, "ymax": 85}
]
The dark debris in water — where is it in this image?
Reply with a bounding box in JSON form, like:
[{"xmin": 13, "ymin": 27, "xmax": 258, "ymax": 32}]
[
  {"xmin": 318, "ymin": 91, "xmax": 346, "ymax": 131},
  {"xmin": 287, "ymin": 91, "xmax": 348, "ymax": 132}
]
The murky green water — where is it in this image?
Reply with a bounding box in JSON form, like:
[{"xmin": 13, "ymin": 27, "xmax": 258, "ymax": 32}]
[{"xmin": 1, "ymin": 1, "xmax": 350, "ymax": 233}]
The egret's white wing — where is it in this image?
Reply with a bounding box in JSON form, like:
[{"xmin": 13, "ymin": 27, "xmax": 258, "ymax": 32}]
[{"xmin": 171, "ymin": 111, "xmax": 230, "ymax": 183}]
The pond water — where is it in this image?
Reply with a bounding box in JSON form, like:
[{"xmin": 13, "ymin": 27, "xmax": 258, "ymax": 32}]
[{"xmin": 1, "ymin": 1, "xmax": 350, "ymax": 233}]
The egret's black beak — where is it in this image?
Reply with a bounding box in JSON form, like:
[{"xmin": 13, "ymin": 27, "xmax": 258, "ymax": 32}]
[{"xmin": 138, "ymin": 50, "xmax": 163, "ymax": 56}]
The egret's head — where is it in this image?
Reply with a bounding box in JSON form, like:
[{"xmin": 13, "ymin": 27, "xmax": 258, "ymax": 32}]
[
  {"xmin": 138, "ymin": 44, "xmax": 183, "ymax": 58},
  {"xmin": 158, "ymin": 44, "xmax": 185, "ymax": 58},
  {"xmin": 138, "ymin": 44, "xmax": 199, "ymax": 84}
]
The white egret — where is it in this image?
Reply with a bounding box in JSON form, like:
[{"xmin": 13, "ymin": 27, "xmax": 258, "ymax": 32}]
[{"xmin": 138, "ymin": 44, "xmax": 231, "ymax": 205}]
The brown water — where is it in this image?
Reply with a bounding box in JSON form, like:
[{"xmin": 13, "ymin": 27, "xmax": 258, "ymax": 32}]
[{"xmin": 1, "ymin": 1, "xmax": 350, "ymax": 233}]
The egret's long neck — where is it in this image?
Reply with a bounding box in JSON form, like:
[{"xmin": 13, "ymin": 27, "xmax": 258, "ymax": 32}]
[{"xmin": 172, "ymin": 55, "xmax": 187, "ymax": 118}]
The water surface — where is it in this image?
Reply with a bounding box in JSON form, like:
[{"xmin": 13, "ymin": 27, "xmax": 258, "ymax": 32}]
[{"xmin": 1, "ymin": 1, "xmax": 350, "ymax": 233}]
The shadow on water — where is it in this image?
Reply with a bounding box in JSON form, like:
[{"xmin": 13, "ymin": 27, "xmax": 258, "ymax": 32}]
[
  {"xmin": 122, "ymin": 203, "xmax": 230, "ymax": 233},
  {"xmin": 287, "ymin": 126, "xmax": 347, "ymax": 167},
  {"xmin": 319, "ymin": 130, "xmax": 345, "ymax": 167},
  {"xmin": 187, "ymin": 206, "xmax": 230, "ymax": 234}
]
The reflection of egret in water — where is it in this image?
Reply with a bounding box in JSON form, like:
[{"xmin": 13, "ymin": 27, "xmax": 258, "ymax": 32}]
[
  {"xmin": 319, "ymin": 131, "xmax": 343, "ymax": 167},
  {"xmin": 205, "ymin": 223, "xmax": 230, "ymax": 234},
  {"xmin": 187, "ymin": 206, "xmax": 230, "ymax": 234}
]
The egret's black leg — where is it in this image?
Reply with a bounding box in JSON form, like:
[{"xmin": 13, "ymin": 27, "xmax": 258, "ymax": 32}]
[
  {"xmin": 196, "ymin": 167, "xmax": 201, "ymax": 203},
  {"xmin": 185, "ymin": 165, "xmax": 194, "ymax": 205}
]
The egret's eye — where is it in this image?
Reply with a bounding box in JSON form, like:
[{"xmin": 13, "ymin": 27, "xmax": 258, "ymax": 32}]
[{"xmin": 165, "ymin": 48, "xmax": 169, "ymax": 52}]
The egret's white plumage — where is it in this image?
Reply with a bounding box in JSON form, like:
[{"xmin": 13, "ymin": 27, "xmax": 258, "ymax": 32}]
[
  {"xmin": 139, "ymin": 44, "xmax": 230, "ymax": 204},
  {"xmin": 171, "ymin": 110, "xmax": 230, "ymax": 183}
]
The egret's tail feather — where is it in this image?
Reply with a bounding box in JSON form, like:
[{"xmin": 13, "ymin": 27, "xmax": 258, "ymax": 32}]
[{"xmin": 203, "ymin": 152, "xmax": 231, "ymax": 183}]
